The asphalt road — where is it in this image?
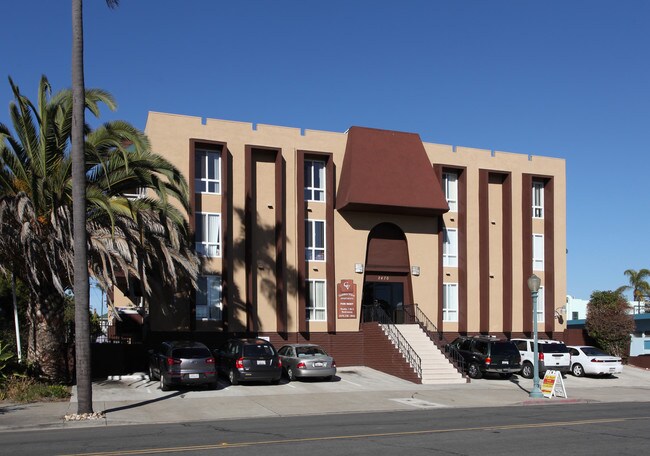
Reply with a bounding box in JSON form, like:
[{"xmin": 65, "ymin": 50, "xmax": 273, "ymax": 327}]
[{"xmin": 5, "ymin": 402, "xmax": 650, "ymax": 456}]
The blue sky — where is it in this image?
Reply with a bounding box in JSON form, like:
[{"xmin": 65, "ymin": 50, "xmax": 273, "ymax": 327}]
[{"xmin": 2, "ymin": 1, "xmax": 649, "ymax": 307}]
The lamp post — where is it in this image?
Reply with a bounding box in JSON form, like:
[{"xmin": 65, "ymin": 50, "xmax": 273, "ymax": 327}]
[{"xmin": 528, "ymin": 274, "xmax": 544, "ymax": 398}]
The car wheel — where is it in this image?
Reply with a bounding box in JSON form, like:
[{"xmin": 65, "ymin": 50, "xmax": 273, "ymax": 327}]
[
  {"xmin": 572, "ymin": 363, "xmax": 585, "ymax": 377},
  {"xmin": 160, "ymin": 375, "xmax": 169, "ymax": 392},
  {"xmin": 324, "ymin": 375, "xmax": 334, "ymax": 382},
  {"xmin": 521, "ymin": 362, "xmax": 534, "ymax": 379},
  {"xmin": 287, "ymin": 367, "xmax": 296, "ymax": 381},
  {"xmin": 499, "ymin": 373, "xmax": 513, "ymax": 379},
  {"xmin": 208, "ymin": 381, "xmax": 218, "ymax": 390},
  {"xmin": 468, "ymin": 363, "xmax": 483, "ymax": 379},
  {"xmin": 149, "ymin": 365, "xmax": 158, "ymax": 381},
  {"xmin": 229, "ymin": 368, "xmax": 239, "ymax": 385}
]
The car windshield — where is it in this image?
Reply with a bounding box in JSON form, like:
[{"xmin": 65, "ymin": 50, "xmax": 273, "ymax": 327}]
[
  {"xmin": 243, "ymin": 344, "xmax": 275, "ymax": 357},
  {"xmin": 491, "ymin": 342, "xmax": 519, "ymax": 355},
  {"xmin": 538, "ymin": 343, "xmax": 568, "ymax": 353},
  {"xmin": 296, "ymin": 346, "xmax": 327, "ymax": 357},
  {"xmin": 172, "ymin": 348, "xmax": 211, "ymax": 359},
  {"xmin": 581, "ymin": 347, "xmax": 609, "ymax": 356}
]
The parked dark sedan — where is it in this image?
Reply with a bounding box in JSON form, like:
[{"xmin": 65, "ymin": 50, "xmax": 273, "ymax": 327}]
[
  {"xmin": 216, "ymin": 338, "xmax": 282, "ymax": 385},
  {"xmin": 148, "ymin": 341, "xmax": 217, "ymax": 391},
  {"xmin": 277, "ymin": 344, "xmax": 336, "ymax": 381}
]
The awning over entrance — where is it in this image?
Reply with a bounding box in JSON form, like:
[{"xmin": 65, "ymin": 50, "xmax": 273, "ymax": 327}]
[{"xmin": 336, "ymin": 126, "xmax": 449, "ymax": 216}]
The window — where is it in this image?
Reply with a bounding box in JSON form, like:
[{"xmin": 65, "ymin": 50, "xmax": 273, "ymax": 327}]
[
  {"xmin": 195, "ymin": 149, "xmax": 221, "ymax": 194},
  {"xmin": 571, "ymin": 311, "xmax": 579, "ymax": 320},
  {"xmin": 535, "ymin": 286, "xmax": 544, "ymax": 323},
  {"xmin": 443, "ymin": 283, "xmax": 458, "ymax": 322},
  {"xmin": 123, "ymin": 187, "xmax": 145, "ymax": 200},
  {"xmin": 443, "ymin": 172, "xmax": 458, "ymax": 212},
  {"xmin": 533, "ymin": 234, "xmax": 544, "ymax": 271},
  {"xmin": 195, "ymin": 212, "xmax": 221, "ymax": 257},
  {"xmin": 196, "ymin": 275, "xmax": 222, "ymax": 320},
  {"xmin": 532, "ymin": 181, "xmax": 544, "ymax": 218},
  {"xmin": 306, "ymin": 279, "xmax": 326, "ymax": 321},
  {"xmin": 304, "ymin": 159, "xmax": 326, "ymax": 202},
  {"xmin": 305, "ymin": 219, "xmax": 325, "ymax": 261},
  {"xmin": 443, "ymin": 228, "xmax": 458, "ymax": 267}
]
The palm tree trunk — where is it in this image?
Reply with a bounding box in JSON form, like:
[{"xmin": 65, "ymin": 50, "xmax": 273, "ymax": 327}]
[
  {"xmin": 71, "ymin": 0, "xmax": 93, "ymax": 415},
  {"xmin": 26, "ymin": 293, "xmax": 68, "ymax": 381}
]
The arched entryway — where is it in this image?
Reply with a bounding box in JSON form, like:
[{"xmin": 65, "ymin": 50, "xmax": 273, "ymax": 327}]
[{"xmin": 361, "ymin": 223, "xmax": 414, "ymax": 323}]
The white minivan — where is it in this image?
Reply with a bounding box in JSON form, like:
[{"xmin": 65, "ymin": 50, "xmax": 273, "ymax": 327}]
[{"xmin": 510, "ymin": 338, "xmax": 571, "ymax": 378}]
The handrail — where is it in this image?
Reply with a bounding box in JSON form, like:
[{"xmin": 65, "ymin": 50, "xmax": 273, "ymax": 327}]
[
  {"xmin": 403, "ymin": 303, "xmax": 465, "ymax": 375},
  {"xmin": 362, "ymin": 303, "xmax": 422, "ymax": 378}
]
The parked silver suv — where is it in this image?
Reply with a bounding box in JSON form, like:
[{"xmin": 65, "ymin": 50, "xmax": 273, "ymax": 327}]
[{"xmin": 510, "ymin": 338, "xmax": 571, "ymax": 378}]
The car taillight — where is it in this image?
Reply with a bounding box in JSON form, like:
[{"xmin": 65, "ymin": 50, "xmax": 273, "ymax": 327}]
[
  {"xmin": 591, "ymin": 358, "xmax": 604, "ymax": 363},
  {"xmin": 539, "ymin": 353, "xmax": 544, "ymax": 361},
  {"xmin": 277, "ymin": 358, "xmax": 282, "ymax": 367},
  {"xmin": 166, "ymin": 357, "xmax": 181, "ymax": 366},
  {"xmin": 297, "ymin": 362, "xmax": 306, "ymax": 369},
  {"xmin": 206, "ymin": 357, "xmax": 215, "ymax": 364},
  {"xmin": 485, "ymin": 357, "xmax": 491, "ymax": 366},
  {"xmin": 235, "ymin": 358, "xmax": 244, "ymax": 369},
  {"xmin": 332, "ymin": 360, "xmax": 336, "ymax": 368}
]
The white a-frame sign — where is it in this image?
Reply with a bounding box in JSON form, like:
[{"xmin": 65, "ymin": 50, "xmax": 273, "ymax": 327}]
[{"xmin": 541, "ymin": 370, "xmax": 568, "ymax": 398}]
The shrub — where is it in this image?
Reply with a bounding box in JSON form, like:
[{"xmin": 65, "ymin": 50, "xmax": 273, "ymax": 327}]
[
  {"xmin": 0, "ymin": 375, "xmax": 70, "ymax": 402},
  {"xmin": 586, "ymin": 290, "xmax": 635, "ymax": 358}
]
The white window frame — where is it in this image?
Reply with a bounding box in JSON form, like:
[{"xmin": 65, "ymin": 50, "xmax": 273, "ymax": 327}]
[
  {"xmin": 443, "ymin": 228, "xmax": 458, "ymax": 267},
  {"xmin": 532, "ymin": 181, "xmax": 544, "ymax": 219},
  {"xmin": 123, "ymin": 187, "xmax": 146, "ymax": 200},
  {"xmin": 533, "ymin": 234, "xmax": 544, "ymax": 271},
  {"xmin": 195, "ymin": 212, "xmax": 222, "ymax": 258},
  {"xmin": 443, "ymin": 283, "xmax": 458, "ymax": 322},
  {"xmin": 196, "ymin": 275, "xmax": 222, "ymax": 321},
  {"xmin": 304, "ymin": 159, "xmax": 326, "ymax": 202},
  {"xmin": 535, "ymin": 286, "xmax": 545, "ymax": 323},
  {"xmin": 306, "ymin": 279, "xmax": 326, "ymax": 321},
  {"xmin": 443, "ymin": 171, "xmax": 458, "ymax": 212},
  {"xmin": 195, "ymin": 149, "xmax": 221, "ymax": 195},
  {"xmin": 305, "ymin": 219, "xmax": 325, "ymax": 261}
]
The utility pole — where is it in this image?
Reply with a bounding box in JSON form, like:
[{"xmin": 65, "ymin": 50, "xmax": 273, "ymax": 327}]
[{"xmin": 12, "ymin": 271, "xmax": 22, "ymax": 363}]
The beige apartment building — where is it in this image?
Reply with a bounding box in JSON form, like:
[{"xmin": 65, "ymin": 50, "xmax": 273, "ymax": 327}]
[{"xmin": 115, "ymin": 112, "xmax": 566, "ymax": 377}]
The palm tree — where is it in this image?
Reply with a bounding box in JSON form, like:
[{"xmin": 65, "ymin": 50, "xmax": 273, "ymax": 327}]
[
  {"xmin": 622, "ymin": 268, "xmax": 650, "ymax": 312},
  {"xmin": 0, "ymin": 76, "xmax": 198, "ymax": 389},
  {"xmin": 71, "ymin": 0, "xmax": 120, "ymax": 415}
]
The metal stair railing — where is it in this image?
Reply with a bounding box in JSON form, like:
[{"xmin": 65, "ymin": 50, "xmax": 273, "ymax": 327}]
[
  {"xmin": 362, "ymin": 303, "xmax": 421, "ymax": 378},
  {"xmin": 403, "ymin": 303, "xmax": 465, "ymax": 375}
]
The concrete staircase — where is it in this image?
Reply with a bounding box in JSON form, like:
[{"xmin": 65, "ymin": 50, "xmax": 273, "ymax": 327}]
[{"xmin": 388, "ymin": 324, "xmax": 466, "ymax": 385}]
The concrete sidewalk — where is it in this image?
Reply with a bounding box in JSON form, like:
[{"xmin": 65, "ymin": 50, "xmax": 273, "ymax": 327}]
[{"xmin": 2, "ymin": 365, "xmax": 649, "ymax": 432}]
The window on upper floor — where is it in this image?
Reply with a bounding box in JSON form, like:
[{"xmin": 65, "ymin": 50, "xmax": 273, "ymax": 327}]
[
  {"xmin": 196, "ymin": 275, "xmax": 222, "ymax": 321},
  {"xmin": 443, "ymin": 228, "xmax": 458, "ymax": 267},
  {"xmin": 305, "ymin": 219, "xmax": 325, "ymax": 261},
  {"xmin": 443, "ymin": 171, "xmax": 458, "ymax": 212},
  {"xmin": 195, "ymin": 149, "xmax": 221, "ymax": 194},
  {"xmin": 122, "ymin": 187, "xmax": 146, "ymax": 200},
  {"xmin": 195, "ymin": 212, "xmax": 221, "ymax": 257},
  {"xmin": 532, "ymin": 181, "xmax": 544, "ymax": 218},
  {"xmin": 304, "ymin": 159, "xmax": 326, "ymax": 202},
  {"xmin": 443, "ymin": 283, "xmax": 458, "ymax": 322},
  {"xmin": 533, "ymin": 234, "xmax": 544, "ymax": 271},
  {"xmin": 306, "ymin": 279, "xmax": 326, "ymax": 321}
]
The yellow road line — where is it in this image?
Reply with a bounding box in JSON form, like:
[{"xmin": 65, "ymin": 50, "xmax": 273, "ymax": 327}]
[{"xmin": 60, "ymin": 416, "xmax": 648, "ymax": 456}]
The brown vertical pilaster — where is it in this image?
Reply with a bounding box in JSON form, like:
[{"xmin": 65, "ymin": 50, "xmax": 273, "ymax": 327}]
[
  {"xmin": 502, "ymin": 173, "xmax": 513, "ymax": 334},
  {"xmin": 479, "ymin": 170, "xmax": 490, "ymax": 333},
  {"xmin": 522, "ymin": 174, "xmax": 534, "ymax": 334}
]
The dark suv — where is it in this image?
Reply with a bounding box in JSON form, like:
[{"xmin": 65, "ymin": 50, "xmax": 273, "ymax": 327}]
[
  {"xmin": 216, "ymin": 338, "xmax": 282, "ymax": 385},
  {"xmin": 447, "ymin": 336, "xmax": 521, "ymax": 379}
]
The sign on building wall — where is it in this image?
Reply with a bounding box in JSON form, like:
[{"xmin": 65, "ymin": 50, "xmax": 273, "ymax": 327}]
[{"xmin": 337, "ymin": 279, "xmax": 357, "ymax": 319}]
